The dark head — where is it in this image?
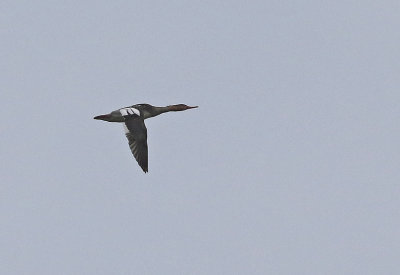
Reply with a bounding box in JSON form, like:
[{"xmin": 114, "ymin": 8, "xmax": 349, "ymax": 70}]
[{"xmin": 167, "ymin": 104, "xmax": 198, "ymax": 111}]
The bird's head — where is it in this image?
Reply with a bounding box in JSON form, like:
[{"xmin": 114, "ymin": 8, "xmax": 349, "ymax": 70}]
[{"xmin": 168, "ymin": 104, "xmax": 198, "ymax": 111}]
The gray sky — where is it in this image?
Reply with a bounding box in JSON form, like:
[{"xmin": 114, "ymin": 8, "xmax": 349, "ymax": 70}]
[{"xmin": 2, "ymin": 1, "xmax": 400, "ymax": 274}]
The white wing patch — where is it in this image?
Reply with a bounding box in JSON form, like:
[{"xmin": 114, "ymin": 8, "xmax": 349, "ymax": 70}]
[{"xmin": 120, "ymin": 107, "xmax": 140, "ymax": 116}]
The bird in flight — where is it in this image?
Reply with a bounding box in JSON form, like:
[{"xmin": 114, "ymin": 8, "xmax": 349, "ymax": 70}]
[{"xmin": 94, "ymin": 103, "xmax": 198, "ymax": 173}]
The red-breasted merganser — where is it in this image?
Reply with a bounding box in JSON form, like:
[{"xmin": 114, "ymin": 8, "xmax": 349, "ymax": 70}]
[{"xmin": 94, "ymin": 103, "xmax": 198, "ymax": 173}]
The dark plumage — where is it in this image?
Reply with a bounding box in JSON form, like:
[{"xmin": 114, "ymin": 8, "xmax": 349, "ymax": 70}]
[{"xmin": 94, "ymin": 103, "xmax": 198, "ymax": 173}]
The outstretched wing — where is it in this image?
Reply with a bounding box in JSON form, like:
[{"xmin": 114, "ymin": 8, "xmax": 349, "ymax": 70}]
[{"xmin": 123, "ymin": 116, "xmax": 148, "ymax": 173}]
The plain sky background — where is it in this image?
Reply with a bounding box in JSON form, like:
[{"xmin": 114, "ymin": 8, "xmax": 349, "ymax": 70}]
[{"xmin": 2, "ymin": 1, "xmax": 400, "ymax": 274}]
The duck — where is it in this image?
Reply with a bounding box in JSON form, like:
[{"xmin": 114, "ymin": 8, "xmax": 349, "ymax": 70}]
[{"xmin": 94, "ymin": 103, "xmax": 198, "ymax": 173}]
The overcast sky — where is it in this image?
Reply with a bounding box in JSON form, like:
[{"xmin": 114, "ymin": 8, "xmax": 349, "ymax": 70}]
[{"xmin": 2, "ymin": 1, "xmax": 400, "ymax": 274}]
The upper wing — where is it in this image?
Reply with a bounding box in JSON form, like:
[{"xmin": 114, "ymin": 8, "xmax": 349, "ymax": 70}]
[{"xmin": 123, "ymin": 116, "xmax": 148, "ymax": 173}]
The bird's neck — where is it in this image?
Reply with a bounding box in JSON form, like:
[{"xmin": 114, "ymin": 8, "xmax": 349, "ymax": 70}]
[
  {"xmin": 147, "ymin": 105, "xmax": 187, "ymax": 119},
  {"xmin": 148, "ymin": 106, "xmax": 171, "ymax": 118}
]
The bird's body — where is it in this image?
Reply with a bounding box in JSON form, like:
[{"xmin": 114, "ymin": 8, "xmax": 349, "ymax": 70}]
[{"xmin": 94, "ymin": 103, "xmax": 198, "ymax": 173}]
